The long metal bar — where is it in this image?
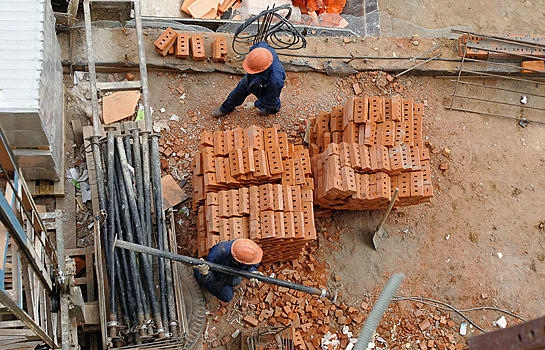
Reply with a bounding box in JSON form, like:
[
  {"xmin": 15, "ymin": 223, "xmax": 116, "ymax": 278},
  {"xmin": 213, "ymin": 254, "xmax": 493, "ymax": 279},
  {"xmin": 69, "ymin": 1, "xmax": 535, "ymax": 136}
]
[
  {"xmin": 459, "ymin": 69, "xmax": 545, "ymax": 85},
  {"xmin": 83, "ymin": 0, "xmax": 101, "ymax": 135},
  {"xmin": 395, "ymin": 53, "xmax": 442, "ymax": 77},
  {"xmin": 450, "ymin": 39, "xmax": 469, "ymax": 110},
  {"xmin": 452, "ymin": 30, "xmax": 545, "ymax": 50},
  {"xmin": 0, "ymin": 290, "xmax": 55, "ymax": 348},
  {"xmin": 445, "ymin": 106, "xmax": 545, "ymax": 125},
  {"xmin": 133, "ymin": 0, "xmax": 152, "ymax": 132},
  {"xmin": 453, "ymin": 94, "xmax": 545, "ymax": 112},
  {"xmin": 462, "ymin": 55, "xmax": 545, "ymax": 73},
  {"xmin": 465, "ymin": 43, "xmax": 545, "ymax": 63},
  {"xmin": 115, "ymin": 240, "xmax": 334, "ymax": 299},
  {"xmin": 449, "ymin": 80, "xmax": 545, "ymax": 98},
  {"xmin": 168, "ymin": 209, "xmax": 187, "ymax": 335},
  {"xmin": 106, "ymin": 130, "xmax": 118, "ymax": 338},
  {"xmin": 403, "ymin": 44, "xmax": 442, "ymax": 65},
  {"xmin": 141, "ymin": 132, "xmax": 153, "ymax": 248}
]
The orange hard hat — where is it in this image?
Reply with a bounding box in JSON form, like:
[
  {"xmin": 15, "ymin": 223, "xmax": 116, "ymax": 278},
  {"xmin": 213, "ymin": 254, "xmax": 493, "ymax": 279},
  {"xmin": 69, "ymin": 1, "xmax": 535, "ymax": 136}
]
[
  {"xmin": 242, "ymin": 47, "xmax": 273, "ymax": 74},
  {"xmin": 231, "ymin": 238, "xmax": 263, "ymax": 265}
]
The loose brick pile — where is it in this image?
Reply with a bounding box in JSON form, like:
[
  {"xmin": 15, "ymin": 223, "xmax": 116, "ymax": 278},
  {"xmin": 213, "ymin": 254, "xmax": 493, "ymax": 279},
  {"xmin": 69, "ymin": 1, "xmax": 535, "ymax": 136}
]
[
  {"xmin": 192, "ymin": 126, "xmax": 316, "ymax": 262},
  {"xmin": 154, "ymin": 29, "xmax": 227, "ymax": 63},
  {"xmin": 308, "ymin": 95, "xmax": 434, "ymax": 210}
]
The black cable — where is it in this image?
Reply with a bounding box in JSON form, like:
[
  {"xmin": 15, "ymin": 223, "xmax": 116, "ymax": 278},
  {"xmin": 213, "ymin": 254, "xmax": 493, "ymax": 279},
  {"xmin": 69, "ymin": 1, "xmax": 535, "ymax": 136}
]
[
  {"xmin": 232, "ymin": 4, "xmax": 307, "ymax": 55},
  {"xmin": 391, "ymin": 296, "xmax": 527, "ymax": 333},
  {"xmin": 276, "ymin": 51, "xmax": 462, "ymax": 62}
]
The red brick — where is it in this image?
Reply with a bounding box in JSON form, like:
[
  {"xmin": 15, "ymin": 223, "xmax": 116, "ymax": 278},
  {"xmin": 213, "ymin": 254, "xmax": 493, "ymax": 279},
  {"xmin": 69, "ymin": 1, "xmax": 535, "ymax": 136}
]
[
  {"xmin": 283, "ymin": 211, "xmax": 295, "ymax": 238},
  {"xmin": 154, "ymin": 27, "xmax": 177, "ymax": 56},
  {"xmin": 278, "ymin": 132, "xmax": 289, "ymax": 159},
  {"xmin": 211, "ymin": 36, "xmax": 228, "ymax": 63},
  {"xmin": 241, "ymin": 147, "xmax": 255, "ymax": 174},
  {"xmin": 229, "ymin": 149, "xmax": 244, "ymax": 177},
  {"xmin": 239, "ymin": 187, "xmax": 250, "ymax": 215},
  {"xmin": 253, "ymin": 149, "xmax": 269, "ymax": 178},
  {"xmin": 260, "ymin": 211, "xmax": 276, "ymax": 238},
  {"xmin": 243, "ymin": 315, "xmax": 259, "ymax": 327},
  {"xmin": 247, "ymin": 125, "xmax": 263, "ymax": 150},
  {"xmin": 274, "ymin": 212, "xmax": 285, "ymax": 238},
  {"xmin": 229, "ymin": 217, "xmax": 244, "ymax": 239},
  {"xmin": 282, "ymin": 159, "xmax": 295, "ymax": 186},
  {"xmin": 190, "ymin": 35, "xmax": 206, "ymax": 61},
  {"xmin": 175, "ymin": 32, "xmax": 190, "ymax": 58},
  {"xmin": 213, "ymin": 130, "xmax": 226, "ymax": 156},
  {"xmin": 263, "ymin": 127, "xmax": 279, "ymax": 150},
  {"xmin": 267, "ymin": 147, "xmax": 283, "ymax": 175},
  {"xmin": 353, "ymin": 97, "xmax": 368, "ymax": 124},
  {"xmin": 259, "ymin": 183, "xmax": 274, "ymax": 211},
  {"xmin": 228, "ymin": 189, "xmax": 241, "ymax": 217}
]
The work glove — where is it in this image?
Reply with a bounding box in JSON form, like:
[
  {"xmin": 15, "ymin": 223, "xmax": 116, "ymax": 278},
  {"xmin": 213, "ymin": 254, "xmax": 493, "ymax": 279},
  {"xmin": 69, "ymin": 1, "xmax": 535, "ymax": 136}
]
[
  {"xmin": 243, "ymin": 101, "xmax": 256, "ymax": 109},
  {"xmin": 195, "ymin": 259, "xmax": 209, "ymax": 276},
  {"xmin": 250, "ymin": 271, "xmax": 263, "ymax": 286}
]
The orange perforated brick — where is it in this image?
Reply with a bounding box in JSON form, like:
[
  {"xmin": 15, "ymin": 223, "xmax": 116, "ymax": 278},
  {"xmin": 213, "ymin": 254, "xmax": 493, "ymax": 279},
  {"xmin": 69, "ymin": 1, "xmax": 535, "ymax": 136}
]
[
  {"xmin": 207, "ymin": 233, "xmax": 220, "ymax": 252},
  {"xmin": 293, "ymin": 211, "xmax": 304, "ymax": 238},
  {"xmin": 176, "ymin": 32, "xmax": 190, "ymax": 58},
  {"xmin": 215, "ymin": 157, "xmax": 227, "ymax": 184},
  {"xmin": 267, "ymin": 147, "xmax": 283, "ymax": 175},
  {"xmin": 206, "ymin": 205, "xmax": 220, "ymax": 233},
  {"xmin": 274, "ymin": 212, "xmax": 286, "ymax": 238},
  {"xmin": 219, "ymin": 218, "xmax": 230, "ymax": 241},
  {"xmin": 201, "ymin": 131, "xmax": 214, "ymax": 147},
  {"xmin": 343, "ymin": 97, "xmax": 355, "ymax": 127},
  {"xmin": 218, "ymin": 190, "xmax": 230, "ymax": 218},
  {"xmin": 301, "ymin": 203, "xmax": 316, "ymax": 240},
  {"xmin": 190, "ymin": 34, "xmax": 206, "ymax": 61},
  {"xmin": 202, "ymin": 147, "xmax": 216, "ymax": 173},
  {"xmin": 391, "ymin": 95, "xmax": 402, "ymax": 122},
  {"xmin": 293, "ymin": 158, "xmax": 306, "ymax": 185},
  {"xmin": 353, "ymin": 97, "xmax": 368, "ymax": 124},
  {"xmin": 278, "ymin": 132, "xmax": 289, "ymax": 159},
  {"xmin": 253, "ymin": 149, "xmax": 269, "ymax": 178},
  {"xmin": 212, "ymin": 36, "xmax": 228, "ymax": 63},
  {"xmin": 272, "ymin": 184, "xmax": 284, "ymax": 211},
  {"xmin": 260, "ymin": 211, "xmax": 276, "ymax": 238},
  {"xmin": 228, "ymin": 189, "xmax": 241, "ymax": 217},
  {"xmin": 224, "ymin": 130, "xmax": 235, "ymax": 153},
  {"xmin": 341, "ymin": 166, "xmax": 357, "ymax": 195},
  {"xmin": 206, "ymin": 192, "xmax": 219, "ymax": 206},
  {"xmin": 369, "ymin": 97, "xmax": 383, "ymax": 123},
  {"xmin": 229, "ymin": 149, "xmax": 244, "ymax": 177},
  {"xmin": 376, "ymin": 145, "xmax": 391, "ymax": 173},
  {"xmin": 283, "ymin": 211, "xmax": 295, "ymax": 238},
  {"xmin": 282, "ymin": 159, "xmax": 295, "ymax": 186},
  {"xmin": 239, "ymin": 187, "xmax": 250, "ymax": 215},
  {"xmin": 250, "ymin": 219, "xmax": 261, "ymax": 239},
  {"xmin": 349, "ymin": 143, "xmax": 361, "ymax": 170},
  {"xmin": 247, "ymin": 125, "xmax": 264, "ymax": 150},
  {"xmin": 154, "ymin": 27, "xmax": 177, "ymax": 56},
  {"xmin": 264, "ymin": 127, "xmax": 279, "ymax": 150},
  {"xmin": 259, "ymin": 183, "xmax": 274, "ymax": 211},
  {"xmin": 339, "ymin": 142, "xmax": 351, "ymax": 168},
  {"xmin": 283, "ymin": 185, "xmax": 294, "ymax": 211},
  {"xmin": 213, "ymin": 130, "xmax": 226, "ymax": 156},
  {"xmin": 383, "ymin": 121, "xmax": 395, "ymax": 147},
  {"xmin": 241, "ymin": 147, "xmax": 255, "ymax": 174},
  {"xmin": 410, "ymin": 171, "xmax": 424, "ymax": 197},
  {"xmin": 233, "ymin": 127, "xmax": 245, "ymax": 149},
  {"xmin": 291, "ymin": 186, "xmax": 302, "ymax": 211},
  {"xmin": 330, "ymin": 106, "xmax": 344, "ymax": 131}
]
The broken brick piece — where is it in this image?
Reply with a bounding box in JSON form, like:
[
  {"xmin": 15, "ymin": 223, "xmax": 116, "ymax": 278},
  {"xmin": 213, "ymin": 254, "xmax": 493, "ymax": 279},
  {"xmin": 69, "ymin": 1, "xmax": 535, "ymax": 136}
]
[
  {"xmin": 154, "ymin": 27, "xmax": 177, "ymax": 56},
  {"xmin": 243, "ymin": 315, "xmax": 259, "ymax": 327},
  {"xmin": 212, "ymin": 36, "xmax": 228, "ymax": 63}
]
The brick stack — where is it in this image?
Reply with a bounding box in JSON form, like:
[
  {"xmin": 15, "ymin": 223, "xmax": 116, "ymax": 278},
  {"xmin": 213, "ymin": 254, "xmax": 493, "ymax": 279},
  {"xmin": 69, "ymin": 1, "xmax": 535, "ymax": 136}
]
[
  {"xmin": 309, "ymin": 96, "xmax": 433, "ymax": 210},
  {"xmin": 193, "ymin": 126, "xmax": 316, "ymax": 262},
  {"xmin": 154, "ymin": 29, "xmax": 227, "ymax": 62}
]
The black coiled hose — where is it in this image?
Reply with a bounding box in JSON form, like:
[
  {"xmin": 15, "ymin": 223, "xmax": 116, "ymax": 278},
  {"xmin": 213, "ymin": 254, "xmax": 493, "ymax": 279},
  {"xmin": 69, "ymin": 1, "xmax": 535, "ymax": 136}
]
[{"xmin": 232, "ymin": 4, "xmax": 307, "ymax": 55}]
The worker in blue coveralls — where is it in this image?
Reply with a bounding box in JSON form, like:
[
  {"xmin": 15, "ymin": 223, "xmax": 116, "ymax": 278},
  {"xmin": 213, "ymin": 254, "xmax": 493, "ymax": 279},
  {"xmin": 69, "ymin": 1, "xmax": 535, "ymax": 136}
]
[
  {"xmin": 194, "ymin": 238, "xmax": 264, "ymax": 302},
  {"xmin": 212, "ymin": 41, "xmax": 286, "ymax": 118}
]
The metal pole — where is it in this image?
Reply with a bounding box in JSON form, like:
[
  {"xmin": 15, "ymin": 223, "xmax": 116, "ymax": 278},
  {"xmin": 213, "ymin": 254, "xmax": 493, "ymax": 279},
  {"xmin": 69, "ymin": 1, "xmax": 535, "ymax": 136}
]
[
  {"xmin": 150, "ymin": 134, "xmax": 177, "ymax": 336},
  {"xmin": 133, "ymin": 0, "xmax": 152, "ymax": 132},
  {"xmin": 115, "ymin": 240, "xmax": 334, "ymax": 299},
  {"xmin": 113, "ymin": 152, "xmax": 147, "ymax": 334},
  {"xmin": 131, "ymin": 128, "xmax": 147, "ymax": 245},
  {"xmin": 141, "ymin": 131, "xmax": 153, "ymax": 248},
  {"xmin": 106, "ymin": 130, "xmax": 118, "ymax": 339},
  {"xmin": 116, "ymin": 137, "xmax": 166, "ymax": 338},
  {"xmin": 451, "ymin": 80, "xmax": 545, "ymax": 99}
]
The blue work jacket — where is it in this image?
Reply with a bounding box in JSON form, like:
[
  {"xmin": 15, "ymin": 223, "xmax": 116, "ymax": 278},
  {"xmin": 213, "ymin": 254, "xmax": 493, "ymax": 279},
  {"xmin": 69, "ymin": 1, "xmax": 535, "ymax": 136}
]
[{"xmin": 195, "ymin": 240, "xmax": 259, "ymax": 287}]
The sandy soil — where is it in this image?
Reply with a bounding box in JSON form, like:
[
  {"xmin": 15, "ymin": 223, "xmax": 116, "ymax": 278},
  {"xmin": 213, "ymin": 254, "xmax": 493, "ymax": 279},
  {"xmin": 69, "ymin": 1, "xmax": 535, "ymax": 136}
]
[
  {"xmin": 379, "ymin": 0, "xmax": 545, "ymax": 35},
  {"xmin": 139, "ymin": 68, "xmax": 545, "ymax": 347}
]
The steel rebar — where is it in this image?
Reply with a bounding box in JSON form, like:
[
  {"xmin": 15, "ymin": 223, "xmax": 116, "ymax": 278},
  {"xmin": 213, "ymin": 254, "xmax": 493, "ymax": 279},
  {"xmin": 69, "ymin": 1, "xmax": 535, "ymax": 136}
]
[
  {"xmin": 141, "ymin": 131, "xmax": 153, "ymax": 248},
  {"xmin": 106, "ymin": 130, "xmax": 118, "ymax": 339}
]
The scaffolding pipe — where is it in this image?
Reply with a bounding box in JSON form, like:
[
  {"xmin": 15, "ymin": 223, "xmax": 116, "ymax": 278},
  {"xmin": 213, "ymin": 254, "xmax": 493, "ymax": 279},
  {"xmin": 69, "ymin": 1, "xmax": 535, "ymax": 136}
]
[{"xmin": 116, "ymin": 137, "xmax": 166, "ymax": 338}]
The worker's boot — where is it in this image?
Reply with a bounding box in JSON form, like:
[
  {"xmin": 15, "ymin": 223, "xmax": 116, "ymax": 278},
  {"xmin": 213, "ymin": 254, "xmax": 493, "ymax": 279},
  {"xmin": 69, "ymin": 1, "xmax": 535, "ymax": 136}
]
[
  {"xmin": 257, "ymin": 109, "xmax": 274, "ymax": 116},
  {"xmin": 212, "ymin": 107, "xmax": 228, "ymax": 118}
]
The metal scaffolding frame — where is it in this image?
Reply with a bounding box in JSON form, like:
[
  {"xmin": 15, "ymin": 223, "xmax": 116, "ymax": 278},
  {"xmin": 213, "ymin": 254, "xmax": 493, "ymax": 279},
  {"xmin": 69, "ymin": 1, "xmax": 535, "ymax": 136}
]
[{"xmin": 0, "ymin": 125, "xmax": 61, "ymax": 348}]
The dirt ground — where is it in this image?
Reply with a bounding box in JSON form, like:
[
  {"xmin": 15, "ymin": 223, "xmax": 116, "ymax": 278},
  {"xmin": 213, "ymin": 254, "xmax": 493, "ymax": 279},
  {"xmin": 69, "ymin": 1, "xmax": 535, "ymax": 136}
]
[
  {"xmin": 137, "ymin": 68, "xmax": 545, "ymax": 348},
  {"xmin": 379, "ymin": 0, "xmax": 545, "ymax": 35}
]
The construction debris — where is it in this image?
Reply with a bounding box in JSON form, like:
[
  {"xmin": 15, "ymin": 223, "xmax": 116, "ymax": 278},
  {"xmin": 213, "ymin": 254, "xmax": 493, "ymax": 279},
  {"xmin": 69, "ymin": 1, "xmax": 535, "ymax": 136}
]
[
  {"xmin": 101, "ymin": 91, "xmax": 141, "ymax": 125},
  {"xmin": 308, "ymin": 96, "xmax": 433, "ymax": 210},
  {"xmin": 193, "ymin": 126, "xmax": 316, "ymax": 262}
]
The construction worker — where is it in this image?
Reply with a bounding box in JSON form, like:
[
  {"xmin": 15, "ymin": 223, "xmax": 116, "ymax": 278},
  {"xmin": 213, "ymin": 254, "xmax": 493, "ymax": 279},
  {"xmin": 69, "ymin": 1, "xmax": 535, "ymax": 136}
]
[
  {"xmin": 194, "ymin": 238, "xmax": 264, "ymax": 302},
  {"xmin": 212, "ymin": 41, "xmax": 286, "ymax": 118}
]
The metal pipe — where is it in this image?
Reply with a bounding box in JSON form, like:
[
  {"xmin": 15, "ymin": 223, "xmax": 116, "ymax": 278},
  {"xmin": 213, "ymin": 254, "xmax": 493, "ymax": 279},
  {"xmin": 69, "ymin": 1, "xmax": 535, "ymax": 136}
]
[
  {"xmin": 112, "ymin": 178, "xmax": 138, "ymax": 325},
  {"xmin": 453, "ymin": 94, "xmax": 545, "ymax": 112},
  {"xmin": 124, "ymin": 132, "xmax": 133, "ymax": 168},
  {"xmin": 353, "ymin": 273, "xmax": 405, "ymax": 350},
  {"xmin": 133, "ymin": 0, "xmax": 152, "ymax": 132},
  {"xmin": 395, "ymin": 53, "xmax": 442, "ymax": 77},
  {"xmin": 141, "ymin": 131, "xmax": 153, "ymax": 248},
  {"xmin": 106, "ymin": 130, "xmax": 118, "ymax": 339},
  {"xmin": 459, "ymin": 68, "xmax": 545, "ymax": 85},
  {"xmin": 113, "ymin": 153, "xmax": 146, "ymax": 333},
  {"xmin": 131, "ymin": 128, "xmax": 148, "ymax": 246},
  {"xmin": 116, "ymin": 137, "xmax": 166, "ymax": 338},
  {"xmin": 149, "ymin": 134, "xmax": 169, "ymax": 334},
  {"xmin": 115, "ymin": 240, "xmax": 334, "ymax": 299},
  {"xmin": 150, "ymin": 134, "xmax": 177, "ymax": 337},
  {"xmin": 114, "ymin": 251, "xmax": 130, "ymax": 329}
]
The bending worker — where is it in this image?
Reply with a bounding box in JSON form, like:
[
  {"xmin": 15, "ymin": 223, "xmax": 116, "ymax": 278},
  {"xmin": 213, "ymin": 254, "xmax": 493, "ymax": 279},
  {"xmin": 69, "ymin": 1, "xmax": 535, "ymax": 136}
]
[
  {"xmin": 212, "ymin": 41, "xmax": 286, "ymax": 118},
  {"xmin": 194, "ymin": 238, "xmax": 263, "ymax": 302}
]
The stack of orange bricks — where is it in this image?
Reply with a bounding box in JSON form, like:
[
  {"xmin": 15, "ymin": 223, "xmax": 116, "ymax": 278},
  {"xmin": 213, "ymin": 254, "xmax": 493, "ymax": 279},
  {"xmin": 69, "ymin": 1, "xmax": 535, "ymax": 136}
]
[
  {"xmin": 154, "ymin": 28, "xmax": 228, "ymax": 63},
  {"xmin": 193, "ymin": 126, "xmax": 316, "ymax": 262},
  {"xmin": 309, "ymin": 95, "xmax": 433, "ymax": 210}
]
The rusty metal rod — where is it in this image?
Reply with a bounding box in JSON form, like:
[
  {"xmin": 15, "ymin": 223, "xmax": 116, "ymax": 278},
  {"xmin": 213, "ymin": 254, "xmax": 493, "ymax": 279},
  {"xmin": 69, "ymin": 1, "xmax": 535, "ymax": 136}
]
[
  {"xmin": 452, "ymin": 94, "xmax": 545, "ymax": 112},
  {"xmin": 464, "ymin": 43, "xmax": 545, "ymax": 63},
  {"xmin": 452, "ymin": 30, "xmax": 545, "ymax": 50},
  {"xmin": 461, "ymin": 54, "xmax": 545, "ymax": 74},
  {"xmin": 458, "ymin": 69, "xmax": 545, "ymax": 85},
  {"xmin": 445, "ymin": 106, "xmax": 545, "ymax": 125},
  {"xmin": 449, "ymin": 80, "xmax": 545, "ymax": 98}
]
